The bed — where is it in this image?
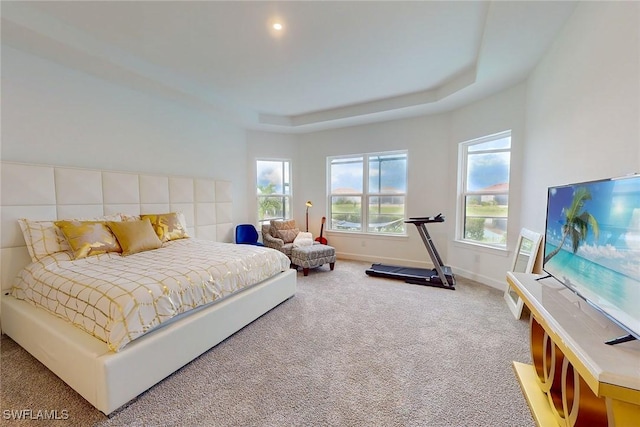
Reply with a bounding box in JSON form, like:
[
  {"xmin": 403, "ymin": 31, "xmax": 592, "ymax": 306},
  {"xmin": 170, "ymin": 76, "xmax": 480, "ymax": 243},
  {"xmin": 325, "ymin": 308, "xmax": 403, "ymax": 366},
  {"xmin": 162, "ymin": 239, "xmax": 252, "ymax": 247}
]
[{"xmin": 0, "ymin": 162, "xmax": 297, "ymax": 415}]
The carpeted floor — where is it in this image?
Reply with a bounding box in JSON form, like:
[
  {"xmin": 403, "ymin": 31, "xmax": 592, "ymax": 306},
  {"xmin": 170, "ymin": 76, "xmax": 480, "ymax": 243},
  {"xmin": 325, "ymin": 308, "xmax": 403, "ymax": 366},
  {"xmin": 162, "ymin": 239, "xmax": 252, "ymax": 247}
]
[{"xmin": 1, "ymin": 259, "xmax": 534, "ymax": 426}]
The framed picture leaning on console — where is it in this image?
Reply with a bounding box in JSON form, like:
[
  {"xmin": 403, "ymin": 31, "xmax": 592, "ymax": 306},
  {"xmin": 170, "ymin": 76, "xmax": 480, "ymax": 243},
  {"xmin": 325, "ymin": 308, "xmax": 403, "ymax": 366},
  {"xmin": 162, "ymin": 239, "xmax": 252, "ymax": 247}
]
[{"xmin": 504, "ymin": 228, "xmax": 543, "ymax": 319}]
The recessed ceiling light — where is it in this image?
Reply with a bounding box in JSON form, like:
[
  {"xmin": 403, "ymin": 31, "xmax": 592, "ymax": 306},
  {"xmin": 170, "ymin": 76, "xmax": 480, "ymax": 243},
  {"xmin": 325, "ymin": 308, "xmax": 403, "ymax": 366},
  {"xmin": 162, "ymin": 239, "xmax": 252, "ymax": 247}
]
[{"xmin": 273, "ymin": 23, "xmax": 283, "ymax": 31}]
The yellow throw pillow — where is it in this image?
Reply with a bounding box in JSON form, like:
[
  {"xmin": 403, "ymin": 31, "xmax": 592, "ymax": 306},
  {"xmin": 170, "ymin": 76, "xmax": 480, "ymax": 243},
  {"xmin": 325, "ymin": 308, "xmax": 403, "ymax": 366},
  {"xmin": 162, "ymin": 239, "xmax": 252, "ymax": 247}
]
[
  {"xmin": 141, "ymin": 212, "xmax": 189, "ymax": 242},
  {"xmin": 107, "ymin": 219, "xmax": 162, "ymax": 256},
  {"xmin": 54, "ymin": 220, "xmax": 122, "ymax": 259}
]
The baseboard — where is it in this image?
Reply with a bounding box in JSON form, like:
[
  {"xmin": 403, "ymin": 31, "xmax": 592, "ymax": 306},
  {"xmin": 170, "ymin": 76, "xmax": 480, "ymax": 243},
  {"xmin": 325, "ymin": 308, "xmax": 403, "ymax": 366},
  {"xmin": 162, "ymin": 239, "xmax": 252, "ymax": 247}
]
[{"xmin": 445, "ymin": 266, "xmax": 504, "ymax": 291}]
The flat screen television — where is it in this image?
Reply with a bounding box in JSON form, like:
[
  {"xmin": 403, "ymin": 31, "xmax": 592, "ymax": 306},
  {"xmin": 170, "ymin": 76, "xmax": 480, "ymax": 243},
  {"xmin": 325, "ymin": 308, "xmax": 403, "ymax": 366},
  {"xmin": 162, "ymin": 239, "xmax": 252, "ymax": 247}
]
[{"xmin": 543, "ymin": 173, "xmax": 640, "ymax": 345}]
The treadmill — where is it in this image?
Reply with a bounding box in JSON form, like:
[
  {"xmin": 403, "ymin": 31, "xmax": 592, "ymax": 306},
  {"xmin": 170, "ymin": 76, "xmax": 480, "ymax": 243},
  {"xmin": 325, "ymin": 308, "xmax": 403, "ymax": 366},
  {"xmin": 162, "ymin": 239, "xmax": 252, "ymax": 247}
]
[{"xmin": 365, "ymin": 214, "xmax": 456, "ymax": 290}]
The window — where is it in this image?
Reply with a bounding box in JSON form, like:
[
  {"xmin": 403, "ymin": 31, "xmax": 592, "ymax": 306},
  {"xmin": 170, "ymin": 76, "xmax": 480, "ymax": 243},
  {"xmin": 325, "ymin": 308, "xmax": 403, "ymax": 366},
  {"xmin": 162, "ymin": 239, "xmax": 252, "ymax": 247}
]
[
  {"xmin": 329, "ymin": 151, "xmax": 407, "ymax": 234},
  {"xmin": 458, "ymin": 131, "xmax": 511, "ymax": 246},
  {"xmin": 257, "ymin": 159, "xmax": 291, "ymax": 225}
]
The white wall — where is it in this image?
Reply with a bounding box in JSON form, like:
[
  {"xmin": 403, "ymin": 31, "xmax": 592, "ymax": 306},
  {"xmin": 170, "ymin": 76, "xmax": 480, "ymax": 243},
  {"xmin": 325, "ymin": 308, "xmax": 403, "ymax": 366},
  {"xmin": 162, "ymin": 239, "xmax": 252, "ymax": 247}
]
[
  {"xmin": 1, "ymin": 47, "xmax": 249, "ymax": 227},
  {"xmin": 295, "ymin": 114, "xmax": 452, "ymax": 268},
  {"xmin": 522, "ymin": 1, "xmax": 640, "ymax": 233},
  {"xmin": 289, "ymin": 86, "xmax": 526, "ymax": 289},
  {"xmin": 448, "ymin": 83, "xmax": 527, "ymax": 288},
  {"xmin": 289, "ymin": 84, "xmax": 527, "ymax": 289}
]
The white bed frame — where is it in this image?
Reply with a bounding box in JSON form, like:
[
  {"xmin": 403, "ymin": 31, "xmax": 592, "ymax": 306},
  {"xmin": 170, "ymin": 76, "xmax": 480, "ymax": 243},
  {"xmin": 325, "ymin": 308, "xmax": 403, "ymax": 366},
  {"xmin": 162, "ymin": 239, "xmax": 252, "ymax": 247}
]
[{"xmin": 0, "ymin": 162, "xmax": 296, "ymax": 415}]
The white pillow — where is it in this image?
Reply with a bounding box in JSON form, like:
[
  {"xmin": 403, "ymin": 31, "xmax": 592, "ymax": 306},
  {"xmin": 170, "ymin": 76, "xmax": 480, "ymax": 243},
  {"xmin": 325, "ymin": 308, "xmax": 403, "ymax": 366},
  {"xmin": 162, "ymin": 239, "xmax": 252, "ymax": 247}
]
[
  {"xmin": 18, "ymin": 219, "xmax": 71, "ymax": 262},
  {"xmin": 293, "ymin": 232, "xmax": 314, "ymax": 247},
  {"xmin": 18, "ymin": 214, "xmax": 122, "ymax": 262}
]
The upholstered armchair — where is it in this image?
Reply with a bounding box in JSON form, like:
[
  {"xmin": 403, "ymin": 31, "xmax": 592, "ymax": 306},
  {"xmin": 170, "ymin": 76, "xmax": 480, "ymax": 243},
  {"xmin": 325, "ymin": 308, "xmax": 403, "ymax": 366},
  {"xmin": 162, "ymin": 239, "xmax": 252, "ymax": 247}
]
[{"xmin": 261, "ymin": 219, "xmax": 300, "ymax": 257}]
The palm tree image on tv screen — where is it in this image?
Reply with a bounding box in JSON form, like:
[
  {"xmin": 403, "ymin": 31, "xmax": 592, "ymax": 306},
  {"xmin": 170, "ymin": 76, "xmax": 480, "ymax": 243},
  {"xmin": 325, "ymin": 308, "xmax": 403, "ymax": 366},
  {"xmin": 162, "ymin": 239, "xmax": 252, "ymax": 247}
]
[{"xmin": 544, "ymin": 186, "xmax": 599, "ymax": 264}]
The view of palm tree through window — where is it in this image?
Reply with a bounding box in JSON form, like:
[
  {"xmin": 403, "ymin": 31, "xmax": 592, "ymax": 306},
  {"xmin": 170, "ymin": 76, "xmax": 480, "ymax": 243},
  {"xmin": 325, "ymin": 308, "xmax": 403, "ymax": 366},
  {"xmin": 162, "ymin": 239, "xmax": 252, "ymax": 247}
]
[
  {"xmin": 329, "ymin": 152, "xmax": 407, "ymax": 234},
  {"xmin": 256, "ymin": 160, "xmax": 291, "ymax": 225},
  {"xmin": 460, "ymin": 132, "xmax": 511, "ymax": 246}
]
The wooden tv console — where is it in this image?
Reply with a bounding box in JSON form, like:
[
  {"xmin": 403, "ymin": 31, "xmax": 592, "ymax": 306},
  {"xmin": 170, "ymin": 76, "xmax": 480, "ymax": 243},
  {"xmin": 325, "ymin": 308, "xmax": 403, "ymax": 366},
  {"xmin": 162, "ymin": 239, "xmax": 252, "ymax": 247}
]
[{"xmin": 506, "ymin": 272, "xmax": 640, "ymax": 427}]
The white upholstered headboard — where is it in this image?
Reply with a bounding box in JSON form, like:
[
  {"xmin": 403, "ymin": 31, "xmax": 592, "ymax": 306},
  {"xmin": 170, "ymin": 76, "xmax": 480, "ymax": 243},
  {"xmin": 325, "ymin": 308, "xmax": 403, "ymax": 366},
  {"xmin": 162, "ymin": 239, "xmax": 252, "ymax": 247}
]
[{"xmin": 0, "ymin": 161, "xmax": 234, "ymax": 293}]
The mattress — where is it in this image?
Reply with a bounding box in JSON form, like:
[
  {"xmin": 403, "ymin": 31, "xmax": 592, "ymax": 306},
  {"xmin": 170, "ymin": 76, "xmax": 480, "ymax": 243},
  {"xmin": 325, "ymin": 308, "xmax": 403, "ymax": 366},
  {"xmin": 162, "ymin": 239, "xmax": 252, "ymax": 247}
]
[{"xmin": 11, "ymin": 238, "xmax": 291, "ymax": 351}]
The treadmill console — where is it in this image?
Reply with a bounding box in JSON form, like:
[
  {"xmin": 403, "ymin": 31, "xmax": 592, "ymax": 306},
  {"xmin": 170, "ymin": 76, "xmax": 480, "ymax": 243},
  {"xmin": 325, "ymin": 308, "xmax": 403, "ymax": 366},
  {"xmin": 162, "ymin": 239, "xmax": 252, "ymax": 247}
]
[{"xmin": 406, "ymin": 213, "xmax": 445, "ymax": 224}]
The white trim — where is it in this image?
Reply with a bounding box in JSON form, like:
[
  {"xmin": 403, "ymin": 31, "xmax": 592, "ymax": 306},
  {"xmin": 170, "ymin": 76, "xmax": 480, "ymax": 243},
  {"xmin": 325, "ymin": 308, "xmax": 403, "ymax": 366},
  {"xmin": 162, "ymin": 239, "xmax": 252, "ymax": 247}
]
[
  {"xmin": 327, "ymin": 150, "xmax": 408, "ymax": 235},
  {"xmin": 456, "ymin": 130, "xmax": 512, "ymax": 245},
  {"xmin": 256, "ymin": 158, "xmax": 293, "ymax": 224},
  {"xmin": 452, "ymin": 239, "xmax": 510, "ymax": 255}
]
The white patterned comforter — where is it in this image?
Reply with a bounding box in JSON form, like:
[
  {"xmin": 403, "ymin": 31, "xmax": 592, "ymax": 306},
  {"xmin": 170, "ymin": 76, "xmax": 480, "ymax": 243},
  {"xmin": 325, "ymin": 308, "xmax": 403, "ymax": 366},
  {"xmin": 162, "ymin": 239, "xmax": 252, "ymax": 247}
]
[{"xmin": 12, "ymin": 238, "xmax": 291, "ymax": 351}]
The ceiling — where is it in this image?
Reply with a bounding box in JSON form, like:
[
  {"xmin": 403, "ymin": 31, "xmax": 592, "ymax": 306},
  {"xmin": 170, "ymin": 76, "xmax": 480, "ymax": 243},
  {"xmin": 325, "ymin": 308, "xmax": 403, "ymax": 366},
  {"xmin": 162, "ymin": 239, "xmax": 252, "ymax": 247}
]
[{"xmin": 1, "ymin": 1, "xmax": 577, "ymax": 133}]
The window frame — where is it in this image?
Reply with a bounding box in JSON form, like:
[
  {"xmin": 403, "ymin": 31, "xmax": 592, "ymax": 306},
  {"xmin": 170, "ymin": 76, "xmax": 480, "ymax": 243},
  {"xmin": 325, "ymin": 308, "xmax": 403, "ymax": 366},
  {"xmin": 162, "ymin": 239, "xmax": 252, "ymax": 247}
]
[
  {"xmin": 457, "ymin": 131, "xmax": 512, "ymax": 248},
  {"xmin": 328, "ymin": 150, "xmax": 408, "ymax": 236},
  {"xmin": 256, "ymin": 158, "xmax": 292, "ymax": 226}
]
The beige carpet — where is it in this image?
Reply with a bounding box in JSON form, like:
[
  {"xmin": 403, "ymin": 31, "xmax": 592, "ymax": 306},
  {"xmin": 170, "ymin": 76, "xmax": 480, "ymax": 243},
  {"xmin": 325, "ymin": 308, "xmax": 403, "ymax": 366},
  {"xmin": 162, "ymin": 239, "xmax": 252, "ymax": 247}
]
[{"xmin": 1, "ymin": 259, "xmax": 534, "ymax": 426}]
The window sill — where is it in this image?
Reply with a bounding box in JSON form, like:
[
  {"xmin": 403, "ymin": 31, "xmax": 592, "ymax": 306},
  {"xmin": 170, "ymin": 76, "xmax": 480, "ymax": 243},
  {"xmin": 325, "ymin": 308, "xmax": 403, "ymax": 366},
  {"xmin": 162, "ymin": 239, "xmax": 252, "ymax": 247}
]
[
  {"xmin": 326, "ymin": 230, "xmax": 408, "ymax": 240},
  {"xmin": 453, "ymin": 239, "xmax": 510, "ymax": 256}
]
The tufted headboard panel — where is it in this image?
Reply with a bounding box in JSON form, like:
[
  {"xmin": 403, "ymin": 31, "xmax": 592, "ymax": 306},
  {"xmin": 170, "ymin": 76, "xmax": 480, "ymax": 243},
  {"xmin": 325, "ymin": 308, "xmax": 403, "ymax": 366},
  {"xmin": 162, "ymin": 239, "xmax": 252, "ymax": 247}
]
[{"xmin": 0, "ymin": 162, "xmax": 234, "ymax": 293}]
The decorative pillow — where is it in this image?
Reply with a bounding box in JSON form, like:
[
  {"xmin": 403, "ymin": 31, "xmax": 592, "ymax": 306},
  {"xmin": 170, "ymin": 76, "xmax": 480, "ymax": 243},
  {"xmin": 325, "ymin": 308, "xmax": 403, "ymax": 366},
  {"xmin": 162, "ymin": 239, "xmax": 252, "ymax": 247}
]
[
  {"xmin": 107, "ymin": 219, "xmax": 162, "ymax": 256},
  {"xmin": 141, "ymin": 212, "xmax": 189, "ymax": 242},
  {"xmin": 268, "ymin": 221, "xmax": 281, "ymax": 238},
  {"xmin": 270, "ymin": 219, "xmax": 299, "ymax": 244},
  {"xmin": 293, "ymin": 231, "xmax": 314, "ymax": 248},
  {"xmin": 54, "ymin": 220, "xmax": 122, "ymax": 259},
  {"xmin": 18, "ymin": 214, "xmax": 122, "ymax": 262},
  {"xmin": 18, "ymin": 219, "xmax": 71, "ymax": 262}
]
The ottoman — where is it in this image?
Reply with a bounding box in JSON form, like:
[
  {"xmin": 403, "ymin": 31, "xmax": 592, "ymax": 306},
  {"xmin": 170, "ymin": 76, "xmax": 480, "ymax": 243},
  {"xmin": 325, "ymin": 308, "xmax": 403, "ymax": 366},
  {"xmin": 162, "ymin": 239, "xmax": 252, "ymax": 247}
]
[{"xmin": 290, "ymin": 244, "xmax": 336, "ymax": 276}]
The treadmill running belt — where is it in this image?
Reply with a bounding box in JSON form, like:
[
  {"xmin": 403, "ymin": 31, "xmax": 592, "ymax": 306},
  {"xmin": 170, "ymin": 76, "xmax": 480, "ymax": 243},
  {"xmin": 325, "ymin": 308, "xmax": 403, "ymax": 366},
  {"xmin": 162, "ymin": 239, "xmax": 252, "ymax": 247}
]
[
  {"xmin": 367, "ymin": 264, "xmax": 435, "ymax": 278},
  {"xmin": 365, "ymin": 263, "xmax": 456, "ymax": 289}
]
